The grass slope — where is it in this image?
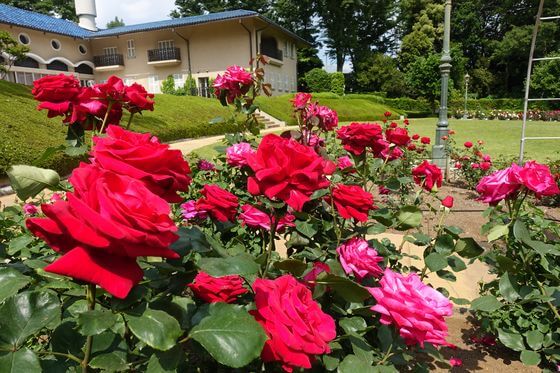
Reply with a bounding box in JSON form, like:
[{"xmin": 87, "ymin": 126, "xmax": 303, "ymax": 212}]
[
  {"xmin": 256, "ymin": 93, "xmax": 399, "ymax": 124},
  {"xmin": 0, "ymin": 80, "xmax": 237, "ymax": 176}
]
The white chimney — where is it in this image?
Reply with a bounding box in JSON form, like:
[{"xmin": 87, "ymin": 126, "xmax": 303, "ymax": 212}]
[{"xmin": 75, "ymin": 0, "xmax": 97, "ymax": 31}]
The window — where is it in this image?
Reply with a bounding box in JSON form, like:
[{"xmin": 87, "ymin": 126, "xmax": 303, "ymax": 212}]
[
  {"xmin": 127, "ymin": 40, "xmax": 136, "ymax": 59},
  {"xmin": 158, "ymin": 40, "xmax": 175, "ymax": 50},
  {"xmin": 51, "ymin": 39, "xmax": 61, "ymax": 50},
  {"xmin": 148, "ymin": 75, "xmax": 160, "ymax": 93},
  {"xmin": 75, "ymin": 63, "xmax": 93, "ymax": 75},
  {"xmin": 79, "ymin": 44, "xmax": 87, "ymax": 55},
  {"xmin": 18, "ymin": 33, "xmax": 30, "ymax": 45},
  {"xmin": 46, "ymin": 60, "xmax": 68, "ymax": 71},
  {"xmin": 284, "ymin": 41, "xmax": 288, "ymax": 57},
  {"xmin": 291, "ymin": 44, "xmax": 296, "ymax": 59},
  {"xmin": 173, "ymin": 73, "xmax": 184, "ymax": 88},
  {"xmin": 104, "ymin": 47, "xmax": 118, "ymax": 56},
  {"xmin": 14, "ymin": 57, "xmax": 39, "ymax": 68}
]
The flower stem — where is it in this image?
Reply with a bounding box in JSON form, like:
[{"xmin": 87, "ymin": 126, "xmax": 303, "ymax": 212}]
[
  {"xmin": 35, "ymin": 351, "xmax": 83, "ymax": 364},
  {"xmin": 98, "ymin": 101, "xmax": 115, "ymax": 135},
  {"xmin": 262, "ymin": 211, "xmax": 277, "ymax": 278},
  {"xmin": 126, "ymin": 112, "xmax": 135, "ymax": 130},
  {"xmin": 82, "ymin": 284, "xmax": 96, "ymax": 372}
]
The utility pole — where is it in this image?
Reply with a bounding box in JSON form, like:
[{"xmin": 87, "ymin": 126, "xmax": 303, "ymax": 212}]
[{"xmin": 432, "ymin": 0, "xmax": 452, "ymax": 172}]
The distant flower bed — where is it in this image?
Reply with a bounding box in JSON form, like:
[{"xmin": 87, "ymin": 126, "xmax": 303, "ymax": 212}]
[{"xmin": 452, "ymin": 109, "xmax": 560, "ymax": 121}]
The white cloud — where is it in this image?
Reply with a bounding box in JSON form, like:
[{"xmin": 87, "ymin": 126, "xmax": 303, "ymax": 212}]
[{"xmin": 95, "ymin": 0, "xmax": 176, "ymax": 28}]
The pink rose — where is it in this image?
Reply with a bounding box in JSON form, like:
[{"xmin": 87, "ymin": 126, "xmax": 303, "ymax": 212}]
[
  {"xmin": 306, "ymin": 103, "xmax": 339, "ymax": 131},
  {"xmin": 250, "ymin": 275, "xmax": 336, "ymax": 372},
  {"xmin": 336, "ymin": 238, "xmax": 383, "ymax": 280},
  {"xmin": 476, "ymin": 164, "xmax": 522, "ymax": 205},
  {"xmin": 517, "ymin": 161, "xmax": 560, "ymax": 197},
  {"xmin": 213, "ymin": 65, "xmax": 253, "ymax": 103},
  {"xmin": 180, "ymin": 200, "xmax": 208, "ymax": 221},
  {"xmin": 369, "ymin": 268, "xmax": 453, "ymax": 347},
  {"xmin": 238, "ymin": 205, "xmax": 295, "ymax": 232},
  {"xmin": 337, "ymin": 156, "xmax": 354, "ymax": 170},
  {"xmin": 226, "ymin": 142, "xmax": 255, "ymax": 167},
  {"xmin": 197, "ymin": 159, "xmax": 216, "ymax": 171},
  {"xmin": 23, "ymin": 203, "xmax": 38, "ymax": 215}
]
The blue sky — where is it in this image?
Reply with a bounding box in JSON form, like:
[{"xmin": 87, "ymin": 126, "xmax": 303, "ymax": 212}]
[{"xmin": 95, "ymin": 0, "xmax": 345, "ymax": 72}]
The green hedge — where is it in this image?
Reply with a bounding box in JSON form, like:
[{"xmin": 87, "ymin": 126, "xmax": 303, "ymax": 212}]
[{"xmin": 0, "ymin": 80, "xmax": 240, "ymax": 177}]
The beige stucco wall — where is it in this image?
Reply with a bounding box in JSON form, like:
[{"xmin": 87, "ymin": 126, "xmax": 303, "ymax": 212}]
[{"xmin": 1, "ymin": 18, "xmax": 300, "ymax": 95}]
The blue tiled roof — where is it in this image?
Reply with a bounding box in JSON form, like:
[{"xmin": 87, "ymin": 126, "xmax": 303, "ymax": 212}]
[
  {"xmin": 0, "ymin": 4, "xmax": 91, "ymax": 38},
  {"xmin": 94, "ymin": 9, "xmax": 257, "ymax": 37},
  {"xmin": 0, "ymin": 4, "xmax": 310, "ymax": 45}
]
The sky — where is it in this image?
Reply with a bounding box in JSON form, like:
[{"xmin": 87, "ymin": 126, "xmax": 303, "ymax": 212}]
[{"xmin": 94, "ymin": 0, "xmax": 346, "ymax": 72}]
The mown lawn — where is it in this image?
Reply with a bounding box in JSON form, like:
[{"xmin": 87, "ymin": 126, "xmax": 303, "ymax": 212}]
[{"xmin": 192, "ymin": 118, "xmax": 560, "ymax": 164}]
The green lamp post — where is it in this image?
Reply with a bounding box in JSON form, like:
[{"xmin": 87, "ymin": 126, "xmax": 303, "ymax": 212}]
[{"xmin": 433, "ymin": 0, "xmax": 452, "ymax": 171}]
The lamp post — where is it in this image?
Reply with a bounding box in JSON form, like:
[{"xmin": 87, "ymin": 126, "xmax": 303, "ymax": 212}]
[
  {"xmin": 433, "ymin": 0, "xmax": 452, "ymax": 172},
  {"xmin": 463, "ymin": 72, "xmax": 470, "ymax": 119}
]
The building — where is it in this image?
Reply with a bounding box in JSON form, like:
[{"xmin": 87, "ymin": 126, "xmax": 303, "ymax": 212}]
[{"xmin": 0, "ymin": 0, "xmax": 308, "ymax": 95}]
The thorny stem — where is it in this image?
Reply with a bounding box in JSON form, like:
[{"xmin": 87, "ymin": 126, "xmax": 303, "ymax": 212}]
[
  {"xmin": 126, "ymin": 112, "xmax": 135, "ymax": 130},
  {"xmin": 82, "ymin": 284, "xmax": 96, "ymax": 372},
  {"xmin": 34, "ymin": 351, "xmax": 82, "ymax": 364}
]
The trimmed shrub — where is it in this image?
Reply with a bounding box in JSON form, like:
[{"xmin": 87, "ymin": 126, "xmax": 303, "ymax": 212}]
[
  {"xmin": 304, "ymin": 68, "xmax": 332, "ymax": 92},
  {"xmin": 161, "ymin": 75, "xmax": 176, "ymax": 94},
  {"xmin": 330, "ymin": 72, "xmax": 345, "ymax": 95}
]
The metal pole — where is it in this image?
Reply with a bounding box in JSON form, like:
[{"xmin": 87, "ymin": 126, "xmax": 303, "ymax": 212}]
[
  {"xmin": 519, "ymin": 0, "xmax": 545, "ymax": 164},
  {"xmin": 463, "ymin": 73, "xmax": 469, "ymax": 119},
  {"xmin": 433, "ymin": 0, "xmax": 452, "ymax": 171}
]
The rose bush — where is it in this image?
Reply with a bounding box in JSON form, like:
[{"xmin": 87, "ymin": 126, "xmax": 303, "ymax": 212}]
[{"xmin": 6, "ymin": 64, "xmax": 552, "ymax": 372}]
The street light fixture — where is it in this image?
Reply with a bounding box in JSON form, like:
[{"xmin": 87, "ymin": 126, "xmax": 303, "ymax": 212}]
[
  {"xmin": 432, "ymin": 0, "xmax": 452, "ymax": 172},
  {"xmin": 463, "ymin": 72, "xmax": 470, "ymax": 119}
]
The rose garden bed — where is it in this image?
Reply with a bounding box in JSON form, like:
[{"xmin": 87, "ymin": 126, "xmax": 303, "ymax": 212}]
[{"xmin": 0, "ymin": 60, "xmax": 559, "ymax": 372}]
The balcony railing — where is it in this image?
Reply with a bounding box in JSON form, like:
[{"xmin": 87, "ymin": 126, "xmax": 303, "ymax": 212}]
[
  {"xmin": 93, "ymin": 54, "xmax": 124, "ymax": 67},
  {"xmin": 147, "ymin": 47, "xmax": 181, "ymax": 62}
]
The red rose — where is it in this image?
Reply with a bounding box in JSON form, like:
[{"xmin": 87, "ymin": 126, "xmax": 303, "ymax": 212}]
[
  {"xmin": 250, "ymin": 275, "xmax": 336, "ymax": 372},
  {"xmin": 441, "ymin": 135, "xmax": 449, "ymax": 141},
  {"xmin": 480, "ymin": 161, "xmax": 491, "ymax": 171},
  {"xmin": 76, "ymin": 86, "xmax": 123, "ymax": 129},
  {"xmin": 421, "ymin": 136, "xmax": 431, "ymax": 145},
  {"xmin": 213, "ymin": 65, "xmax": 253, "ymax": 103},
  {"xmin": 327, "ymin": 184, "xmax": 375, "ymax": 222},
  {"xmin": 408, "ymin": 144, "xmax": 417, "ymax": 151},
  {"xmin": 32, "ymin": 74, "xmax": 81, "ymax": 120},
  {"xmin": 125, "ymin": 83, "xmax": 155, "ymax": 112},
  {"xmin": 464, "ymin": 141, "xmax": 473, "ymax": 148},
  {"xmin": 389, "ymin": 122, "xmax": 398, "ymax": 128},
  {"xmin": 92, "ymin": 126, "xmax": 191, "ymax": 202},
  {"xmin": 441, "ymin": 196, "xmax": 454, "ymax": 208},
  {"xmin": 188, "ymin": 272, "xmax": 248, "ymax": 303},
  {"xmin": 384, "ymin": 111, "xmax": 392, "ymax": 117},
  {"xmin": 412, "ymin": 161, "xmax": 443, "ymax": 192},
  {"xmin": 412, "ymin": 134, "xmax": 420, "ymax": 140},
  {"xmin": 336, "ymin": 122, "xmax": 383, "ymax": 155},
  {"xmin": 247, "ymin": 134, "xmax": 333, "ymax": 211},
  {"xmin": 385, "ymin": 127, "xmax": 410, "ymax": 145},
  {"xmin": 291, "ymin": 92, "xmax": 312, "ymax": 109},
  {"xmin": 196, "ymin": 185, "xmax": 239, "ymax": 222},
  {"xmin": 517, "ymin": 161, "xmax": 560, "ymax": 197},
  {"xmin": 93, "ymin": 75, "xmax": 127, "ymax": 101},
  {"xmin": 26, "ymin": 164, "xmax": 179, "ymax": 299},
  {"xmin": 302, "ymin": 262, "xmax": 330, "ymax": 289}
]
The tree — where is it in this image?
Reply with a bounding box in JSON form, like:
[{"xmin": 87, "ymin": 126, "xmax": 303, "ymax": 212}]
[
  {"xmin": 531, "ymin": 52, "xmax": 560, "ymax": 99},
  {"xmin": 161, "ymin": 75, "xmax": 177, "ymax": 95},
  {"xmin": 303, "ymin": 68, "xmax": 331, "ymax": 92},
  {"xmin": 354, "ymin": 53, "xmax": 405, "ymax": 97},
  {"xmin": 0, "ymin": 31, "xmax": 30, "ymax": 79},
  {"xmin": 170, "ymin": 0, "xmax": 272, "ymax": 18},
  {"xmin": 0, "ymin": 0, "xmax": 77, "ymax": 21},
  {"xmin": 106, "ymin": 16, "xmax": 125, "ymax": 29}
]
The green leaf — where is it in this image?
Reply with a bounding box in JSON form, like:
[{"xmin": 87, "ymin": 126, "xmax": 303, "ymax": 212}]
[
  {"xmin": 449, "ymin": 297, "xmax": 470, "ymax": 305},
  {"xmin": 296, "ymin": 221, "xmax": 318, "ymax": 238},
  {"xmin": 146, "ymin": 345, "xmax": 183, "ymax": 373},
  {"xmin": 7, "ymin": 235, "xmax": 34, "ymax": 256},
  {"xmin": 315, "ymin": 274, "xmax": 371, "ymax": 303},
  {"xmin": 498, "ymin": 329, "xmax": 525, "ymax": 351},
  {"xmin": 455, "ymin": 237, "xmax": 484, "ymax": 259},
  {"xmin": 64, "ymin": 145, "xmax": 88, "ymax": 157},
  {"xmin": 189, "ymin": 303, "xmax": 267, "ymax": 368},
  {"xmin": 425, "ymin": 252, "xmax": 448, "ymax": 272},
  {"xmin": 171, "ymin": 227, "xmax": 211, "ymax": 255},
  {"xmin": 447, "ymin": 255, "xmax": 467, "ymax": 272},
  {"xmin": 404, "ymin": 232, "xmax": 431, "ymax": 246},
  {"xmin": 487, "ymin": 224, "xmax": 509, "ymax": 242},
  {"xmin": 126, "ymin": 308, "xmax": 182, "ymax": 351},
  {"xmin": 89, "ymin": 331, "xmax": 127, "ymax": 371},
  {"xmin": 339, "ymin": 317, "xmax": 367, "ymax": 335},
  {"xmin": 0, "ymin": 291, "xmax": 60, "ymax": 349},
  {"xmin": 338, "ymin": 354, "xmax": 375, "ymax": 373},
  {"xmin": 274, "ymin": 259, "xmax": 308, "ymax": 276},
  {"xmin": 377, "ymin": 325, "xmax": 393, "ymax": 352},
  {"xmin": 89, "ymin": 352, "xmax": 128, "ymax": 372},
  {"xmin": 526, "ymin": 330, "xmax": 544, "ymax": 350},
  {"xmin": 435, "ymin": 234, "xmax": 455, "ymax": 255},
  {"xmin": 443, "ymin": 225, "xmax": 463, "ymax": 238},
  {"xmin": 323, "ymin": 355, "xmax": 340, "ymax": 371},
  {"xmin": 33, "ymin": 145, "xmax": 65, "ymax": 166},
  {"xmin": 51, "ymin": 321, "xmax": 85, "ymax": 358},
  {"xmin": 520, "ymin": 350, "xmax": 541, "ymax": 366},
  {"xmin": 0, "ymin": 348, "xmax": 41, "ymax": 372},
  {"xmin": 366, "ymin": 223, "xmax": 386, "ymax": 235},
  {"xmin": 471, "ymin": 295, "xmax": 503, "ymax": 313},
  {"xmin": 7, "ymin": 165, "xmax": 61, "ymax": 200},
  {"xmin": 499, "ymin": 272, "xmax": 520, "ymax": 302},
  {"xmin": 197, "ymin": 254, "xmax": 259, "ymax": 276},
  {"xmin": 77, "ymin": 309, "xmax": 118, "ymax": 336},
  {"xmin": 395, "ymin": 205, "xmax": 422, "ymax": 230},
  {"xmin": 0, "ymin": 267, "xmax": 31, "ymax": 302}
]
